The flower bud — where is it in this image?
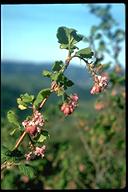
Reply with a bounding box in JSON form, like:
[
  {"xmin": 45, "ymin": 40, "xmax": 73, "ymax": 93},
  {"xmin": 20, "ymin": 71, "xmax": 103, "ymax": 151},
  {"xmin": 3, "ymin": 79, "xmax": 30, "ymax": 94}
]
[
  {"xmin": 25, "ymin": 125, "xmax": 37, "ymax": 136},
  {"xmin": 61, "ymin": 103, "xmax": 67, "ymax": 112},
  {"xmin": 63, "ymin": 107, "xmax": 70, "ymax": 116},
  {"xmin": 71, "ymin": 94, "xmax": 79, "ymax": 102},
  {"xmin": 90, "ymin": 85, "xmax": 101, "ymax": 94}
]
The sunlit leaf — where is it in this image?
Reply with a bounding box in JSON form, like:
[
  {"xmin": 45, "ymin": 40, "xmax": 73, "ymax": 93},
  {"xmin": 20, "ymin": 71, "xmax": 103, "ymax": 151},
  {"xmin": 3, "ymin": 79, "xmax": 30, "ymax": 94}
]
[
  {"xmin": 37, "ymin": 130, "xmax": 50, "ymax": 143},
  {"xmin": 76, "ymin": 47, "xmax": 94, "ymax": 58},
  {"xmin": 33, "ymin": 88, "xmax": 51, "ymax": 108},
  {"xmin": 42, "ymin": 70, "xmax": 52, "ymax": 77}
]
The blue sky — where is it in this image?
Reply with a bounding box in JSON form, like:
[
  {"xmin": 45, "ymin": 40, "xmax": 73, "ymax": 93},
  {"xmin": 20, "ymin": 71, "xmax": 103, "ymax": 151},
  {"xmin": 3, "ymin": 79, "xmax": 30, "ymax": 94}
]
[{"xmin": 1, "ymin": 4, "xmax": 125, "ymax": 66}]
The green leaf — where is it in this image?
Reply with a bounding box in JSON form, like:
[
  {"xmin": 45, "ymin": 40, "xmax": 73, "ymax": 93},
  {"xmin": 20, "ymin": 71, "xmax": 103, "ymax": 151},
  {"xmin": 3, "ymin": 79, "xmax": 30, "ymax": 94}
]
[
  {"xmin": 76, "ymin": 47, "xmax": 94, "ymax": 58},
  {"xmin": 33, "ymin": 94, "xmax": 43, "ymax": 108},
  {"xmin": 57, "ymin": 26, "xmax": 83, "ymax": 51},
  {"xmin": 21, "ymin": 93, "xmax": 34, "ymax": 103},
  {"xmin": 37, "ymin": 130, "xmax": 50, "ymax": 143},
  {"xmin": 70, "ymin": 31, "xmax": 83, "ymax": 45},
  {"xmin": 18, "ymin": 104, "xmax": 27, "ymax": 110},
  {"xmin": 66, "ymin": 79, "xmax": 74, "ymax": 87},
  {"xmin": 56, "ymin": 73, "xmax": 74, "ymax": 89},
  {"xmin": 42, "ymin": 70, "xmax": 52, "ymax": 77},
  {"xmin": 18, "ymin": 164, "xmax": 35, "ymax": 178},
  {"xmin": 17, "ymin": 98, "xmax": 27, "ymax": 109},
  {"xmin": 7, "ymin": 110, "xmax": 20, "ymax": 127},
  {"xmin": 1, "ymin": 148, "xmax": 24, "ymax": 162},
  {"xmin": 17, "ymin": 93, "xmax": 34, "ymax": 110},
  {"xmin": 57, "ymin": 26, "xmax": 69, "ymax": 44},
  {"xmin": 52, "ymin": 61, "xmax": 64, "ymax": 71},
  {"xmin": 33, "ymin": 88, "xmax": 51, "ymax": 108},
  {"xmin": 51, "ymin": 72, "xmax": 60, "ymax": 81}
]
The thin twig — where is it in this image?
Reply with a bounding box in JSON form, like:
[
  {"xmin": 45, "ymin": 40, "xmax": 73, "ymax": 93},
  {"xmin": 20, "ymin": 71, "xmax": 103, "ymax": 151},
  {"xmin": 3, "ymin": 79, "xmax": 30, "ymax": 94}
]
[
  {"xmin": 39, "ymin": 97, "xmax": 48, "ymax": 109},
  {"xmin": 12, "ymin": 131, "xmax": 27, "ymax": 151}
]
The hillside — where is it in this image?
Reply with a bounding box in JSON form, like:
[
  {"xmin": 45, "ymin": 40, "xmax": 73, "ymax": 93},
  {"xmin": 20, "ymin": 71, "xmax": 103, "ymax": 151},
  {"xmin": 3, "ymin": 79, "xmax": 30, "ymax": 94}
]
[{"xmin": 1, "ymin": 61, "xmax": 96, "ymax": 118}]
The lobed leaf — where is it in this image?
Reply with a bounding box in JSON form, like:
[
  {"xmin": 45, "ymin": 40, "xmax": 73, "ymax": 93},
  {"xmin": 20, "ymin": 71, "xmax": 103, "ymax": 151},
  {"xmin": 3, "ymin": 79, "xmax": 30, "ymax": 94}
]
[
  {"xmin": 57, "ymin": 26, "xmax": 83, "ymax": 51},
  {"xmin": 42, "ymin": 70, "xmax": 52, "ymax": 77},
  {"xmin": 21, "ymin": 93, "xmax": 34, "ymax": 103},
  {"xmin": 76, "ymin": 47, "xmax": 94, "ymax": 58},
  {"xmin": 17, "ymin": 93, "xmax": 34, "ymax": 110},
  {"xmin": 52, "ymin": 61, "xmax": 64, "ymax": 72},
  {"xmin": 7, "ymin": 110, "xmax": 20, "ymax": 127},
  {"xmin": 36, "ymin": 130, "xmax": 50, "ymax": 143},
  {"xmin": 33, "ymin": 88, "xmax": 51, "ymax": 108},
  {"xmin": 18, "ymin": 104, "xmax": 27, "ymax": 110},
  {"xmin": 57, "ymin": 26, "xmax": 69, "ymax": 44}
]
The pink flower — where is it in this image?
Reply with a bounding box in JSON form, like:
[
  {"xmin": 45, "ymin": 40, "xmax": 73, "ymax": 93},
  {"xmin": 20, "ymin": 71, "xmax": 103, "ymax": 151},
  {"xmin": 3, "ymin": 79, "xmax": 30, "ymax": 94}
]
[
  {"xmin": 90, "ymin": 74, "xmax": 109, "ymax": 94},
  {"xmin": 63, "ymin": 106, "xmax": 71, "ymax": 116},
  {"xmin": 25, "ymin": 125, "xmax": 37, "ymax": 136},
  {"xmin": 71, "ymin": 94, "xmax": 79, "ymax": 102},
  {"xmin": 90, "ymin": 84, "xmax": 102, "ymax": 94},
  {"xmin": 25, "ymin": 145, "xmax": 46, "ymax": 161},
  {"xmin": 22, "ymin": 110, "xmax": 45, "ymax": 136},
  {"xmin": 25, "ymin": 152, "xmax": 35, "ymax": 161},
  {"xmin": 61, "ymin": 103, "xmax": 67, "ymax": 112},
  {"xmin": 60, "ymin": 94, "xmax": 79, "ymax": 116},
  {"xmin": 34, "ymin": 145, "xmax": 46, "ymax": 158}
]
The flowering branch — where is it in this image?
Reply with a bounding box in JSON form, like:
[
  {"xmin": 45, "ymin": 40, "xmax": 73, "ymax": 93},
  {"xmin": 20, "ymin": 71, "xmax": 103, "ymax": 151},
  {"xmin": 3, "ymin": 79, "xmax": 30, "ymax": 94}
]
[{"xmin": 1, "ymin": 26, "xmax": 109, "ymax": 173}]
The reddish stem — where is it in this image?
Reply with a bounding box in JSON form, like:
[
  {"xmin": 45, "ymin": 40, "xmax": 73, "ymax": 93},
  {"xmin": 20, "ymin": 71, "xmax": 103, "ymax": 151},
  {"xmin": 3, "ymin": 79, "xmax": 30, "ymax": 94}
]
[{"xmin": 12, "ymin": 131, "xmax": 27, "ymax": 151}]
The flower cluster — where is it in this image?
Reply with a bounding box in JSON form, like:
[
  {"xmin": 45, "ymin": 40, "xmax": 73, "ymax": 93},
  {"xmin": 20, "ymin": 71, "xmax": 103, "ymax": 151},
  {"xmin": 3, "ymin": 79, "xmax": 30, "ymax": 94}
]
[
  {"xmin": 61, "ymin": 94, "xmax": 79, "ymax": 116},
  {"xmin": 90, "ymin": 74, "xmax": 109, "ymax": 94},
  {"xmin": 25, "ymin": 145, "xmax": 46, "ymax": 161},
  {"xmin": 34, "ymin": 146, "xmax": 46, "ymax": 158},
  {"xmin": 22, "ymin": 110, "xmax": 45, "ymax": 136}
]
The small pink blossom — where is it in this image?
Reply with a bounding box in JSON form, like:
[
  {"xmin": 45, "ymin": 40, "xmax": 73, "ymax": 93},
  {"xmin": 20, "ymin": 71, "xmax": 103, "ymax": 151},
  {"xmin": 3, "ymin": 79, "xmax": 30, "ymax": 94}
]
[
  {"xmin": 61, "ymin": 94, "xmax": 79, "ymax": 116},
  {"xmin": 25, "ymin": 125, "xmax": 37, "ymax": 136},
  {"xmin": 90, "ymin": 84, "xmax": 102, "ymax": 94},
  {"xmin": 25, "ymin": 152, "xmax": 35, "ymax": 161},
  {"xmin": 71, "ymin": 94, "xmax": 79, "ymax": 102},
  {"xmin": 90, "ymin": 74, "xmax": 109, "ymax": 94},
  {"xmin": 25, "ymin": 145, "xmax": 46, "ymax": 161},
  {"xmin": 34, "ymin": 145, "xmax": 46, "ymax": 158},
  {"xmin": 63, "ymin": 106, "xmax": 71, "ymax": 115},
  {"xmin": 22, "ymin": 110, "xmax": 45, "ymax": 136}
]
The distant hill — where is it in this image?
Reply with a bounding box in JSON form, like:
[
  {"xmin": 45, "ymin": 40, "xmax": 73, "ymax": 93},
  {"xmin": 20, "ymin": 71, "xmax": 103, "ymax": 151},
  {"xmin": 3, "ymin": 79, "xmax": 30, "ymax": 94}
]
[
  {"xmin": 1, "ymin": 60, "xmax": 95, "ymax": 117},
  {"xmin": 1, "ymin": 60, "xmax": 92, "ymax": 88}
]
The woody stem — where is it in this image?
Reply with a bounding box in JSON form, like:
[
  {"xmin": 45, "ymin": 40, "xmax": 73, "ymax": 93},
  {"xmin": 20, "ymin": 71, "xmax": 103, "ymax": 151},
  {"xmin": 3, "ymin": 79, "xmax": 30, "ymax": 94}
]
[
  {"xmin": 12, "ymin": 131, "xmax": 27, "ymax": 151},
  {"xmin": 10, "ymin": 52, "xmax": 73, "ymax": 153}
]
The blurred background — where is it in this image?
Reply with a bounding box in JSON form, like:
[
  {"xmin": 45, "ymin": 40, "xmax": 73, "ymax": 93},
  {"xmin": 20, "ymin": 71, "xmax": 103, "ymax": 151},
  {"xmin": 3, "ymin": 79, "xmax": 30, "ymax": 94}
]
[{"xmin": 1, "ymin": 3, "xmax": 126, "ymax": 189}]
